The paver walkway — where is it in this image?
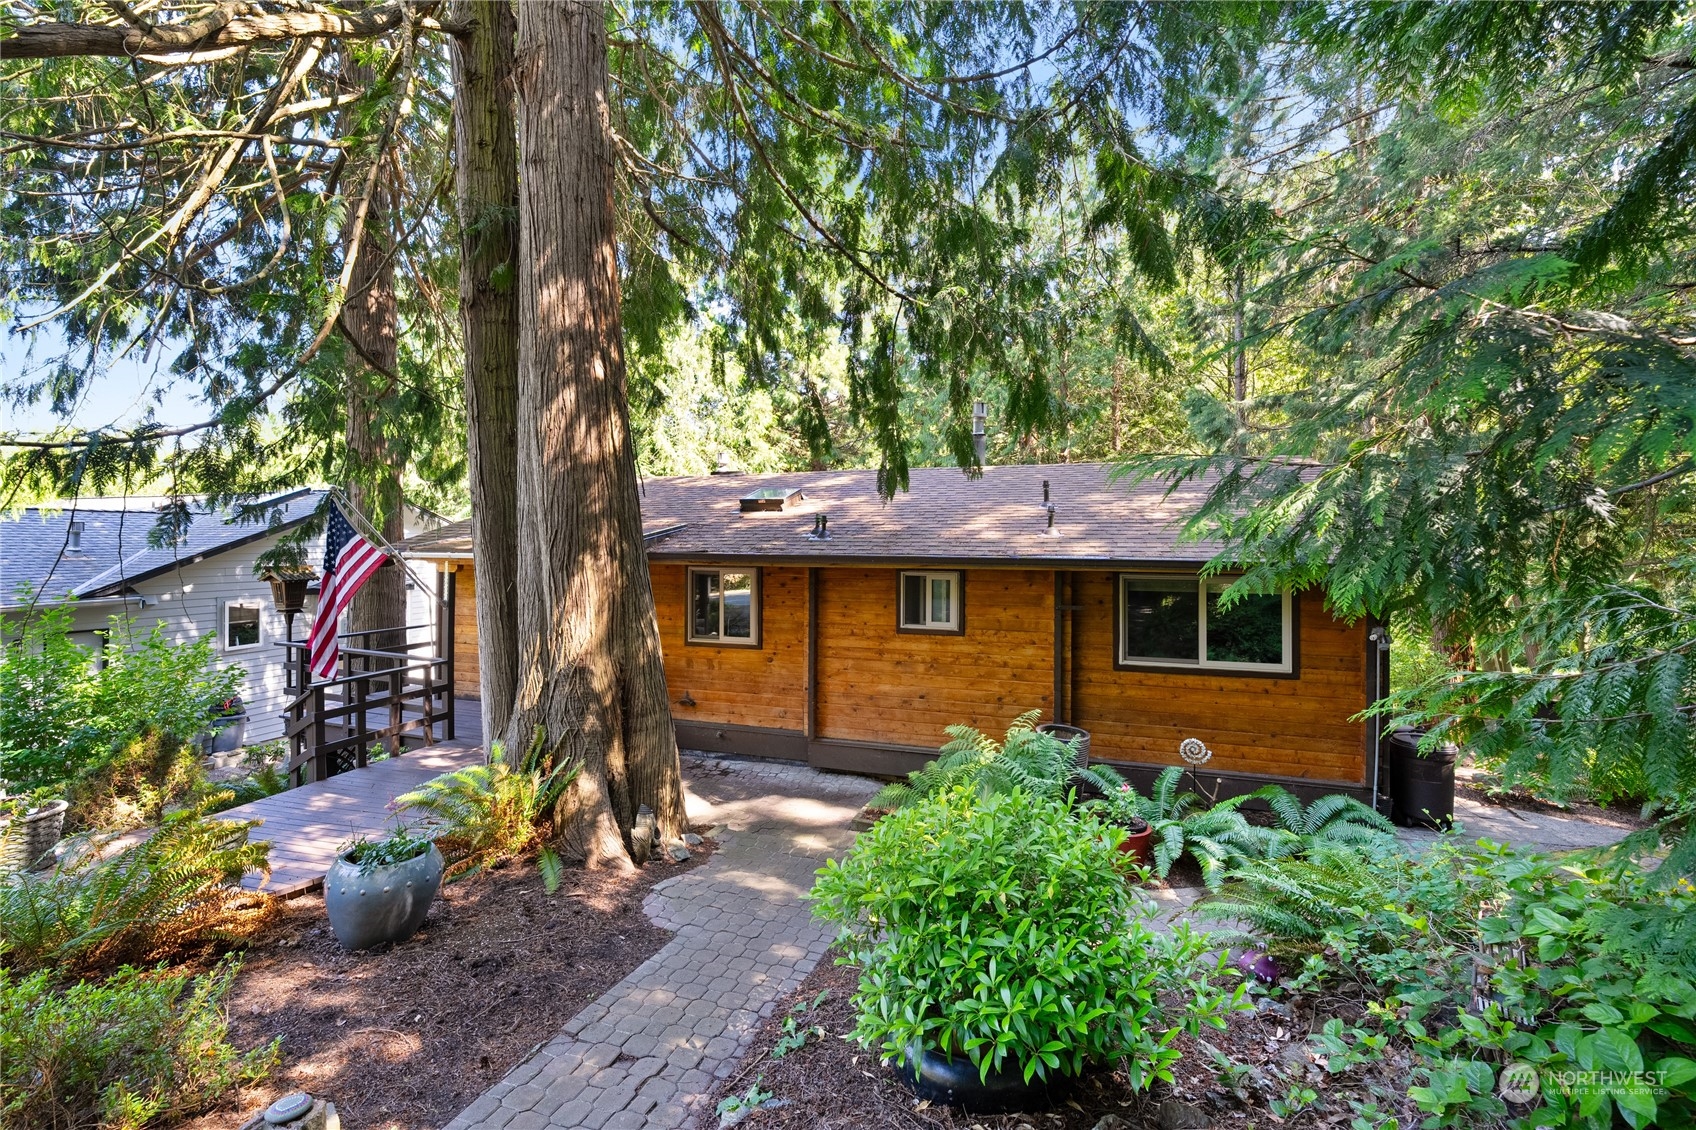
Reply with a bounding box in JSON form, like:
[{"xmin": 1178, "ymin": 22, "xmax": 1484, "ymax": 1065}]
[{"xmin": 443, "ymin": 754, "xmax": 880, "ymax": 1130}]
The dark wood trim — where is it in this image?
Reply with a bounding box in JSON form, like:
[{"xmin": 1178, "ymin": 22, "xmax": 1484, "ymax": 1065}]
[
  {"xmin": 805, "ymin": 567, "xmax": 818, "ymax": 740},
  {"xmin": 806, "ymin": 736, "xmax": 937, "ymax": 779},
  {"xmin": 682, "ymin": 565, "xmax": 764, "ymax": 649},
  {"xmin": 1088, "ymin": 757, "xmax": 1371, "ymax": 801},
  {"xmin": 1110, "ymin": 573, "xmax": 1303, "ymax": 680},
  {"xmin": 893, "ymin": 569, "xmax": 966, "ymax": 635},
  {"xmin": 674, "ymin": 720, "xmax": 807, "ymax": 760}
]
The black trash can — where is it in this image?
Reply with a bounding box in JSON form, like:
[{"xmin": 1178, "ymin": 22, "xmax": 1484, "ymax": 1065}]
[
  {"xmin": 1387, "ymin": 728, "xmax": 1457, "ymax": 830},
  {"xmin": 1036, "ymin": 723, "xmax": 1091, "ymax": 772}
]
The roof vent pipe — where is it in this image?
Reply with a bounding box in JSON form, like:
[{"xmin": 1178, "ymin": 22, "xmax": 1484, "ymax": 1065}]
[
  {"xmin": 1043, "ymin": 479, "xmax": 1050, "ymax": 504},
  {"xmin": 971, "ymin": 400, "xmax": 988, "ymax": 467},
  {"xmin": 67, "ymin": 520, "xmax": 84, "ymax": 553}
]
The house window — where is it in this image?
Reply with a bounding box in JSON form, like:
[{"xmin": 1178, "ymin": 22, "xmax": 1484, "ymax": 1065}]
[
  {"xmin": 687, "ymin": 568, "xmax": 759, "ymax": 646},
  {"xmin": 223, "ymin": 601, "xmax": 263, "ymax": 652},
  {"xmin": 1118, "ymin": 575, "xmax": 1292, "ymax": 673},
  {"xmin": 898, "ymin": 571, "xmax": 962, "ymax": 632}
]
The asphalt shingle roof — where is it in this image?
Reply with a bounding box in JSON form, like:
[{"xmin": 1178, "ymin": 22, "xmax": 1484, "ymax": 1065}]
[
  {"xmin": 1, "ymin": 489, "xmax": 327, "ymax": 608},
  {"xmin": 403, "ymin": 463, "xmax": 1230, "ymax": 566}
]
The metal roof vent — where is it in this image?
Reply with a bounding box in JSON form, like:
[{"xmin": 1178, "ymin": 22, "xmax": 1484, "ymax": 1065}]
[
  {"xmin": 712, "ymin": 452, "xmax": 740, "ymax": 475},
  {"xmin": 739, "ymin": 487, "xmax": 805, "ymax": 513},
  {"xmin": 66, "ymin": 520, "xmax": 85, "ymax": 554}
]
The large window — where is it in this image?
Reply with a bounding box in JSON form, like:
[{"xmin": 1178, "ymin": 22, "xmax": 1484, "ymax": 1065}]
[
  {"xmin": 898, "ymin": 571, "xmax": 962, "ymax": 633},
  {"xmin": 223, "ymin": 601, "xmax": 263, "ymax": 652},
  {"xmin": 1117, "ymin": 575, "xmax": 1292, "ymax": 673},
  {"xmin": 687, "ymin": 568, "xmax": 760, "ymax": 646}
]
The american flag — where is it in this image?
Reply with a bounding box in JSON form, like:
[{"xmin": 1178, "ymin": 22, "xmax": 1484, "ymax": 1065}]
[{"xmin": 307, "ymin": 503, "xmax": 389, "ymax": 680}]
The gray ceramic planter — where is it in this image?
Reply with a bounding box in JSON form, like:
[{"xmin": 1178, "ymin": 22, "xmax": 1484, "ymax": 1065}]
[{"xmin": 324, "ymin": 843, "xmax": 443, "ymax": 951}]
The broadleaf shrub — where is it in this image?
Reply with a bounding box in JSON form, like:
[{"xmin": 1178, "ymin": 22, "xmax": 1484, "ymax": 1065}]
[
  {"xmin": 810, "ymin": 786, "xmax": 1246, "ymax": 1087},
  {"xmin": 1, "ymin": 606, "xmax": 243, "ymax": 827},
  {"xmin": 0, "ymin": 958, "xmax": 278, "ymax": 1130}
]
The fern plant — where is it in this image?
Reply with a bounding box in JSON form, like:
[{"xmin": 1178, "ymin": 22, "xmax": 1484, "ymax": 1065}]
[
  {"xmin": 395, "ymin": 737, "xmax": 578, "ymax": 892},
  {"xmin": 1249, "ymin": 784, "xmax": 1396, "ymax": 852},
  {"xmin": 869, "ymin": 710, "xmax": 1081, "ymax": 812},
  {"xmin": 0, "ymin": 800, "xmax": 270, "ymax": 973},
  {"xmin": 1081, "ymin": 764, "xmax": 1281, "ymax": 888}
]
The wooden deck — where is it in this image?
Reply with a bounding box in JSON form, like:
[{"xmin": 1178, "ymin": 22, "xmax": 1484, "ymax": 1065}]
[{"xmin": 224, "ymin": 699, "xmax": 485, "ymax": 896}]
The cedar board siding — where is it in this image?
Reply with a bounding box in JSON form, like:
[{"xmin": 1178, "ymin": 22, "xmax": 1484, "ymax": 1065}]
[
  {"xmin": 814, "ymin": 567, "xmax": 1054, "ymax": 749},
  {"xmin": 417, "ymin": 558, "xmax": 1368, "ymax": 788},
  {"xmin": 1069, "ymin": 573, "xmax": 1368, "ymax": 785},
  {"xmin": 652, "ymin": 563, "xmax": 808, "ymax": 733},
  {"xmin": 448, "ymin": 565, "xmax": 480, "ymax": 698}
]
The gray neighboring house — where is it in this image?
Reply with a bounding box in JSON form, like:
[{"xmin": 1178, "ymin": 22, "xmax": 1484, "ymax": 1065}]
[{"xmin": 2, "ymin": 489, "xmax": 444, "ymax": 744}]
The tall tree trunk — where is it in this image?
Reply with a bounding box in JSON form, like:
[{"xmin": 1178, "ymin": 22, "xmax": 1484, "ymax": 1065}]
[
  {"xmin": 1229, "ymin": 264, "xmax": 1249, "ymax": 446},
  {"xmin": 1109, "ymin": 354, "xmax": 1124, "ymax": 452},
  {"xmin": 450, "ymin": 0, "xmax": 521, "ymax": 745},
  {"xmin": 508, "ymin": 0, "xmax": 686, "ymax": 869},
  {"xmin": 339, "ymin": 51, "xmax": 407, "ymax": 655}
]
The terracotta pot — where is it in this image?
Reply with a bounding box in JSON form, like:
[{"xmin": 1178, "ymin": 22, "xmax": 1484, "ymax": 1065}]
[{"xmin": 1115, "ymin": 821, "xmax": 1153, "ymax": 867}]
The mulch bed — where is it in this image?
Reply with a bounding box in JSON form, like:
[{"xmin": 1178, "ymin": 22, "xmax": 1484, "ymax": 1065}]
[
  {"xmin": 181, "ymin": 838, "xmax": 715, "ymax": 1130},
  {"xmin": 698, "ymin": 953, "xmax": 1428, "ymax": 1130}
]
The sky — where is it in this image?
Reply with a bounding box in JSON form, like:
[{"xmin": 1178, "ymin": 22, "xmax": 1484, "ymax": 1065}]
[{"xmin": 1, "ymin": 324, "xmax": 206, "ymax": 436}]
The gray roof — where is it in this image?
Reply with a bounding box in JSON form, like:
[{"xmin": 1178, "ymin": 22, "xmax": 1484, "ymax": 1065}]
[
  {"xmin": 1, "ymin": 489, "xmax": 327, "ymax": 608},
  {"xmin": 404, "ymin": 463, "xmax": 1231, "ymax": 566}
]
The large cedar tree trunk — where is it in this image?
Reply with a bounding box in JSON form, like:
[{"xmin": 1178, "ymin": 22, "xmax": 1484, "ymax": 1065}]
[
  {"xmin": 508, "ymin": 0, "xmax": 687, "ymax": 868},
  {"xmin": 339, "ymin": 50, "xmax": 407, "ymax": 653},
  {"xmin": 450, "ymin": 0, "xmax": 522, "ymax": 745}
]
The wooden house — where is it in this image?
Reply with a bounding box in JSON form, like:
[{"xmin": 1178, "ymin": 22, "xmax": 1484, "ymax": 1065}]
[{"xmin": 404, "ymin": 463, "xmax": 1389, "ymax": 800}]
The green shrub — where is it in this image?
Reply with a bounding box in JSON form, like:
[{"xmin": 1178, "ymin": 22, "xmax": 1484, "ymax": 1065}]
[
  {"xmin": 0, "ymin": 959, "xmax": 278, "ymax": 1130},
  {"xmin": 810, "ymin": 786, "xmax": 1245, "ymax": 1087},
  {"xmin": 1, "ymin": 606, "xmax": 243, "ymax": 826},
  {"xmin": 395, "ymin": 738, "xmax": 579, "ymax": 892},
  {"xmin": 1207, "ymin": 843, "xmax": 1696, "ymax": 1127},
  {"xmin": 0, "ymin": 803, "xmax": 270, "ymax": 974}
]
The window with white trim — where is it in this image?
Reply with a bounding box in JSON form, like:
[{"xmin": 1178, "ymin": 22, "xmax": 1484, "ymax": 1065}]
[
  {"xmin": 223, "ymin": 601, "xmax": 263, "ymax": 652},
  {"xmin": 1117, "ymin": 575, "xmax": 1292, "ymax": 673},
  {"xmin": 687, "ymin": 568, "xmax": 760, "ymax": 646},
  {"xmin": 899, "ymin": 571, "xmax": 962, "ymax": 632}
]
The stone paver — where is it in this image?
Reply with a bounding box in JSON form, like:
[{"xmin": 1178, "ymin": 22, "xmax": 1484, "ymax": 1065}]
[{"xmin": 442, "ymin": 753, "xmax": 880, "ymax": 1130}]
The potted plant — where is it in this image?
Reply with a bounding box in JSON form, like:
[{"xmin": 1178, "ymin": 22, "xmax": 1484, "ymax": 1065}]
[
  {"xmin": 0, "ymin": 789, "xmax": 70, "ymax": 874},
  {"xmin": 1082, "ymin": 776, "xmax": 1154, "ymax": 867},
  {"xmin": 811, "ymin": 786, "xmax": 1242, "ymax": 1112},
  {"xmin": 204, "ymin": 695, "xmax": 248, "ymax": 756},
  {"xmin": 324, "ymin": 827, "xmax": 443, "ymax": 950}
]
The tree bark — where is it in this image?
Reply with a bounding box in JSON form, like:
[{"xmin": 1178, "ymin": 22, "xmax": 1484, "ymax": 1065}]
[
  {"xmin": 508, "ymin": 0, "xmax": 687, "ymax": 869},
  {"xmin": 450, "ymin": 0, "xmax": 522, "ymax": 746},
  {"xmin": 339, "ymin": 50, "xmax": 408, "ymax": 656},
  {"xmin": 0, "ymin": 4, "xmax": 433, "ymax": 60}
]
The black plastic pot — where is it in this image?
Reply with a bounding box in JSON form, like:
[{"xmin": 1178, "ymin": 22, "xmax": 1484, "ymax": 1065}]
[
  {"xmin": 1387, "ymin": 728, "xmax": 1457, "ymax": 830},
  {"xmin": 892, "ymin": 1042, "xmax": 1064, "ymax": 1113},
  {"xmin": 1035, "ymin": 723, "xmax": 1090, "ymax": 772}
]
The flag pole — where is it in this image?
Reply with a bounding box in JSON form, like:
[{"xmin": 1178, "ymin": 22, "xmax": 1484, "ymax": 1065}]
[{"xmin": 326, "ymin": 487, "xmax": 441, "ymax": 597}]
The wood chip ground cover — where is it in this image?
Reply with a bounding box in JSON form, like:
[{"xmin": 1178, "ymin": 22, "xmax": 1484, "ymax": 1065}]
[{"xmin": 178, "ymin": 839, "xmax": 713, "ymax": 1130}]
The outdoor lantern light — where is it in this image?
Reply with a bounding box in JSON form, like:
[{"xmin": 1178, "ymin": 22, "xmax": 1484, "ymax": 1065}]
[{"xmin": 262, "ymin": 569, "xmax": 316, "ymax": 641}]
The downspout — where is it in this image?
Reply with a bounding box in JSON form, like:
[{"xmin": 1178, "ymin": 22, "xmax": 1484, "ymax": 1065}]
[
  {"xmin": 1052, "ymin": 571, "xmax": 1064, "ymax": 722},
  {"xmin": 805, "ymin": 567, "xmax": 819, "ymax": 743}
]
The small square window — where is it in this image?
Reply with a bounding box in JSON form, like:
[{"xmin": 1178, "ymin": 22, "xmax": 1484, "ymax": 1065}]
[
  {"xmin": 687, "ymin": 568, "xmax": 760, "ymax": 646},
  {"xmin": 898, "ymin": 571, "xmax": 962, "ymax": 632},
  {"xmin": 224, "ymin": 602, "xmax": 263, "ymax": 652}
]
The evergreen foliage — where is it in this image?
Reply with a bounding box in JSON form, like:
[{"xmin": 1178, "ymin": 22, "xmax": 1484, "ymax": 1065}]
[{"xmin": 868, "ymin": 709, "xmax": 1081, "ymax": 812}]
